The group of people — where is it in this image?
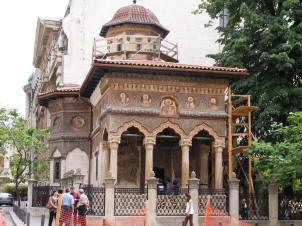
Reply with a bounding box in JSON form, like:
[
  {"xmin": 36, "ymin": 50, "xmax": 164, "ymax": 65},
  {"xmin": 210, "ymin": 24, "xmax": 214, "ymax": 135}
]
[
  {"xmin": 47, "ymin": 186, "xmax": 89, "ymax": 226},
  {"xmin": 157, "ymin": 178, "xmax": 180, "ymax": 195}
]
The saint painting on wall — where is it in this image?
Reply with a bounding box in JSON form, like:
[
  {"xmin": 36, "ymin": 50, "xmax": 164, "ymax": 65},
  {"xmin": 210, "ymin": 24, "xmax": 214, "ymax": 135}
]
[
  {"xmin": 140, "ymin": 93, "xmax": 152, "ymax": 106},
  {"xmin": 160, "ymin": 97, "xmax": 177, "ymax": 116},
  {"xmin": 185, "ymin": 96, "xmax": 195, "ymax": 110},
  {"xmin": 118, "ymin": 92, "xmax": 130, "ymax": 105},
  {"xmin": 209, "ymin": 97, "xmax": 219, "ymax": 110}
]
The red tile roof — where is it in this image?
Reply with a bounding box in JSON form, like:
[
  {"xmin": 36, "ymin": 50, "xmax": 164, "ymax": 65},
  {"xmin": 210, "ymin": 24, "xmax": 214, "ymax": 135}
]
[
  {"xmin": 38, "ymin": 87, "xmax": 80, "ymax": 98},
  {"xmin": 94, "ymin": 59, "xmax": 247, "ymax": 74},
  {"xmin": 100, "ymin": 4, "xmax": 169, "ymax": 37}
]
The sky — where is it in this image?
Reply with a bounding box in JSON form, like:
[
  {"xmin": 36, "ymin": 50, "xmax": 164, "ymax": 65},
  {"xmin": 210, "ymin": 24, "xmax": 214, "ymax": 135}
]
[{"xmin": 0, "ymin": 0, "xmax": 68, "ymax": 115}]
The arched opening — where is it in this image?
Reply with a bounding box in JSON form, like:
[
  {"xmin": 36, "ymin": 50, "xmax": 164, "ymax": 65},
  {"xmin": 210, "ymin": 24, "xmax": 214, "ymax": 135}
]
[
  {"xmin": 117, "ymin": 126, "xmax": 145, "ymax": 188},
  {"xmin": 192, "ymin": 130, "xmax": 215, "ymax": 189},
  {"xmin": 154, "ymin": 128, "xmax": 181, "ymax": 188}
]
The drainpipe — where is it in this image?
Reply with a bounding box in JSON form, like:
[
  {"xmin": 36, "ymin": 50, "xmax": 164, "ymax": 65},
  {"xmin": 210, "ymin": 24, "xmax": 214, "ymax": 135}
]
[{"xmin": 79, "ymin": 95, "xmax": 93, "ymax": 185}]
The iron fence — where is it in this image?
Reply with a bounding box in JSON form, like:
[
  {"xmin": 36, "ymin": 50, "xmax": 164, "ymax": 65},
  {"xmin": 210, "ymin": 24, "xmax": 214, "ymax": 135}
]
[
  {"xmin": 80, "ymin": 185, "xmax": 105, "ymax": 216},
  {"xmin": 13, "ymin": 204, "xmax": 27, "ymax": 224},
  {"xmin": 32, "ymin": 185, "xmax": 60, "ymax": 207},
  {"xmin": 239, "ymin": 193, "xmax": 269, "ymax": 220},
  {"xmin": 156, "ymin": 187, "xmax": 189, "ymax": 216},
  {"xmin": 198, "ymin": 189, "xmax": 228, "ymax": 216},
  {"xmin": 279, "ymin": 192, "xmax": 302, "ymax": 220},
  {"xmin": 114, "ymin": 187, "xmax": 147, "ymax": 216}
]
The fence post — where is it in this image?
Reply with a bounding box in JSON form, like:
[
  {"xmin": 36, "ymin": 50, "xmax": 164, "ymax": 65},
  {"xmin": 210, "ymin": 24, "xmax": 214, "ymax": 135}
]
[
  {"xmin": 147, "ymin": 171, "xmax": 158, "ymax": 226},
  {"xmin": 104, "ymin": 171, "xmax": 115, "ymax": 221},
  {"xmin": 268, "ymin": 181, "xmax": 279, "ymax": 226},
  {"xmin": 229, "ymin": 172, "xmax": 240, "ymax": 219},
  {"xmin": 27, "ymin": 179, "xmax": 37, "ymax": 208},
  {"xmin": 188, "ymin": 171, "xmax": 200, "ymax": 226},
  {"xmin": 26, "ymin": 212, "xmax": 30, "ymax": 226},
  {"xmin": 41, "ymin": 214, "xmax": 45, "ymax": 226}
]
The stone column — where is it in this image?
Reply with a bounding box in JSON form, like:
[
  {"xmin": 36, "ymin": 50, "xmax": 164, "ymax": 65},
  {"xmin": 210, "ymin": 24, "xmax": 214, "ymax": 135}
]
[
  {"xmin": 188, "ymin": 171, "xmax": 200, "ymax": 226},
  {"xmin": 180, "ymin": 139, "xmax": 192, "ymax": 188},
  {"xmin": 104, "ymin": 172, "xmax": 115, "ymax": 220},
  {"xmin": 109, "ymin": 136, "xmax": 120, "ymax": 183},
  {"xmin": 199, "ymin": 144, "xmax": 210, "ymax": 189},
  {"xmin": 268, "ymin": 181, "xmax": 279, "ymax": 226},
  {"xmin": 144, "ymin": 137, "xmax": 156, "ymax": 183},
  {"xmin": 101, "ymin": 142, "xmax": 110, "ymax": 185},
  {"xmin": 147, "ymin": 171, "xmax": 158, "ymax": 226},
  {"xmin": 179, "ymin": 139, "xmax": 192, "ymax": 188},
  {"xmin": 61, "ymin": 158, "xmax": 66, "ymax": 179},
  {"xmin": 215, "ymin": 139, "xmax": 225, "ymax": 189},
  {"xmin": 229, "ymin": 172, "xmax": 240, "ymax": 219},
  {"xmin": 49, "ymin": 159, "xmax": 54, "ymax": 183},
  {"xmin": 27, "ymin": 179, "xmax": 37, "ymax": 208}
]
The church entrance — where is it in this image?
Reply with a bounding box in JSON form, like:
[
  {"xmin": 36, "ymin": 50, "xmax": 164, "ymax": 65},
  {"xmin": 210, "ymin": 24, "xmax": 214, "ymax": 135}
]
[{"xmin": 153, "ymin": 128, "xmax": 181, "ymax": 188}]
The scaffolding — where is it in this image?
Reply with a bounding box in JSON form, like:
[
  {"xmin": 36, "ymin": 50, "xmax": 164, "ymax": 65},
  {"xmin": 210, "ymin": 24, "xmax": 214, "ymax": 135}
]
[{"xmin": 227, "ymin": 88, "xmax": 257, "ymax": 194}]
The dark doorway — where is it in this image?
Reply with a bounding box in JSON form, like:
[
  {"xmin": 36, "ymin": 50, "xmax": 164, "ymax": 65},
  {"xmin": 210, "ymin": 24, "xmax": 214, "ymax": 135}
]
[{"xmin": 153, "ymin": 167, "xmax": 165, "ymax": 183}]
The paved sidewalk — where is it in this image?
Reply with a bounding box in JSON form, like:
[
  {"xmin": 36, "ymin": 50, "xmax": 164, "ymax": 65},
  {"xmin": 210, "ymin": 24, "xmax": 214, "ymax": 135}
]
[{"xmin": 29, "ymin": 216, "xmax": 49, "ymax": 226}]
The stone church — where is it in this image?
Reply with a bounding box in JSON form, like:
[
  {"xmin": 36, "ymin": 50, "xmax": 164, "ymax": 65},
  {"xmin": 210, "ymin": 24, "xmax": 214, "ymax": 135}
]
[{"xmin": 25, "ymin": 1, "xmax": 246, "ymax": 189}]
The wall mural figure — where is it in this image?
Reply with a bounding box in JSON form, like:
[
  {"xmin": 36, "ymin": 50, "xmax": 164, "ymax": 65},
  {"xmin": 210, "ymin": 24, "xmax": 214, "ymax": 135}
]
[
  {"xmin": 209, "ymin": 97, "xmax": 219, "ymax": 110},
  {"xmin": 140, "ymin": 93, "xmax": 152, "ymax": 106},
  {"xmin": 185, "ymin": 96, "xmax": 195, "ymax": 110},
  {"xmin": 119, "ymin": 92, "xmax": 130, "ymax": 105},
  {"xmin": 160, "ymin": 98, "xmax": 177, "ymax": 116}
]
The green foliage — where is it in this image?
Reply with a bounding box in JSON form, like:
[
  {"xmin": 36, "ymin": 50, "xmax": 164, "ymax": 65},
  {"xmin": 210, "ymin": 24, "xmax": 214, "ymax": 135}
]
[
  {"xmin": 196, "ymin": 0, "xmax": 302, "ymax": 141},
  {"xmin": 0, "ymin": 108, "xmax": 49, "ymax": 205},
  {"xmin": 1, "ymin": 184, "xmax": 28, "ymax": 199},
  {"xmin": 245, "ymin": 112, "xmax": 302, "ymax": 190}
]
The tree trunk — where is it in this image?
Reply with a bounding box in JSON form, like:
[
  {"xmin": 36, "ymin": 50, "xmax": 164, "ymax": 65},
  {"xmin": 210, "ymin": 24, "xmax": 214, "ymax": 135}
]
[{"xmin": 16, "ymin": 184, "xmax": 20, "ymax": 207}]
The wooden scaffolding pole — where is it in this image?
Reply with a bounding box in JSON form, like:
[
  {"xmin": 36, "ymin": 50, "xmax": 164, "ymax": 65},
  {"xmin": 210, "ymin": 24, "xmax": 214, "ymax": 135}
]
[{"xmin": 228, "ymin": 87, "xmax": 233, "ymax": 180}]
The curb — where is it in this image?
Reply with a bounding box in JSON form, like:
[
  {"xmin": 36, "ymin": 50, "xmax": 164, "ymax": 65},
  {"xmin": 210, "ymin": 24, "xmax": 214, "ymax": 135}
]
[{"xmin": 8, "ymin": 211, "xmax": 25, "ymax": 226}]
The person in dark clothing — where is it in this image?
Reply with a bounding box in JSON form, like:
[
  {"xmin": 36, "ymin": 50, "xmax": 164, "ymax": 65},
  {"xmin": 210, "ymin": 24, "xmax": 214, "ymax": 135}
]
[
  {"xmin": 157, "ymin": 179, "xmax": 165, "ymax": 195},
  {"xmin": 241, "ymin": 199, "xmax": 248, "ymax": 219},
  {"xmin": 166, "ymin": 178, "xmax": 173, "ymax": 195},
  {"xmin": 172, "ymin": 180, "xmax": 179, "ymax": 195}
]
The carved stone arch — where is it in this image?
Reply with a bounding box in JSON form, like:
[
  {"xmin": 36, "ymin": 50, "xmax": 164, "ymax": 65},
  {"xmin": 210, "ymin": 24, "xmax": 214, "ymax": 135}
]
[
  {"xmin": 101, "ymin": 124, "xmax": 109, "ymax": 142},
  {"xmin": 51, "ymin": 149, "xmax": 62, "ymax": 158},
  {"xmin": 187, "ymin": 122, "xmax": 221, "ymax": 141},
  {"xmin": 151, "ymin": 120, "xmax": 185, "ymax": 138},
  {"xmin": 114, "ymin": 119, "xmax": 151, "ymax": 137}
]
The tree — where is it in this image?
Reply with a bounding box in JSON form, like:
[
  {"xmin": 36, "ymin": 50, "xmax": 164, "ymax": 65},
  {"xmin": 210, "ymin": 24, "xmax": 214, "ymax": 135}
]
[
  {"xmin": 0, "ymin": 108, "xmax": 49, "ymax": 206},
  {"xmin": 195, "ymin": 0, "xmax": 302, "ymax": 141},
  {"xmin": 245, "ymin": 112, "xmax": 302, "ymax": 191}
]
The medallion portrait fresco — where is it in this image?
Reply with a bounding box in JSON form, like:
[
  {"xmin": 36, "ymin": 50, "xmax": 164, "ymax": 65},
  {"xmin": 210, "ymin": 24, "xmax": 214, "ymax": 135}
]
[
  {"xmin": 71, "ymin": 116, "xmax": 86, "ymax": 130},
  {"xmin": 118, "ymin": 92, "xmax": 130, "ymax": 106},
  {"xmin": 185, "ymin": 96, "xmax": 196, "ymax": 110},
  {"xmin": 208, "ymin": 97, "xmax": 219, "ymax": 111},
  {"xmin": 140, "ymin": 93, "xmax": 152, "ymax": 107},
  {"xmin": 160, "ymin": 97, "xmax": 178, "ymax": 116}
]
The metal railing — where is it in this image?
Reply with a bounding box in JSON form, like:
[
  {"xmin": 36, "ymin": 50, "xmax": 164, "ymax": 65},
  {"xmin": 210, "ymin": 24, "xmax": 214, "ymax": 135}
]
[
  {"xmin": 239, "ymin": 193, "xmax": 269, "ymax": 220},
  {"xmin": 13, "ymin": 204, "xmax": 28, "ymax": 224},
  {"xmin": 279, "ymin": 192, "xmax": 302, "ymax": 220},
  {"xmin": 32, "ymin": 185, "xmax": 60, "ymax": 207},
  {"xmin": 80, "ymin": 185, "xmax": 105, "ymax": 216}
]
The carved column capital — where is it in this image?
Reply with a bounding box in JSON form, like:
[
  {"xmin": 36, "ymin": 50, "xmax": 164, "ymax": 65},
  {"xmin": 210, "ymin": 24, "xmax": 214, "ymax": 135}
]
[
  {"xmin": 144, "ymin": 136, "xmax": 156, "ymax": 146},
  {"xmin": 102, "ymin": 141, "xmax": 109, "ymax": 150},
  {"xmin": 109, "ymin": 136, "xmax": 121, "ymax": 145},
  {"xmin": 179, "ymin": 138, "xmax": 192, "ymax": 147},
  {"xmin": 215, "ymin": 139, "xmax": 225, "ymax": 149}
]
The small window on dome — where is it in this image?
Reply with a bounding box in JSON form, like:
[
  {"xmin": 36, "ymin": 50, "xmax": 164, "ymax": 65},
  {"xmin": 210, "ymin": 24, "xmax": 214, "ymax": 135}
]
[
  {"xmin": 127, "ymin": 37, "xmax": 130, "ymax": 41},
  {"xmin": 117, "ymin": 44, "xmax": 122, "ymax": 51},
  {"xmin": 136, "ymin": 44, "xmax": 141, "ymax": 51}
]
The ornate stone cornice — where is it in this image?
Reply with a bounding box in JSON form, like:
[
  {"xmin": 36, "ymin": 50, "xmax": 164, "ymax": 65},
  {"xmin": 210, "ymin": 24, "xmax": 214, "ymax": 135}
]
[
  {"xmin": 144, "ymin": 136, "xmax": 156, "ymax": 146},
  {"xmin": 49, "ymin": 134, "xmax": 89, "ymax": 141},
  {"xmin": 179, "ymin": 139, "xmax": 192, "ymax": 147},
  {"xmin": 180, "ymin": 111, "xmax": 228, "ymax": 119}
]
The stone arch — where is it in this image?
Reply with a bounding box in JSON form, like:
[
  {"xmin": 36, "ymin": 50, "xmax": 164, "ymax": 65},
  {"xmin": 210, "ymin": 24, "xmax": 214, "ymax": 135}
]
[
  {"xmin": 52, "ymin": 149, "xmax": 62, "ymax": 158},
  {"xmin": 187, "ymin": 122, "xmax": 221, "ymax": 141},
  {"xmin": 66, "ymin": 148, "xmax": 89, "ymax": 183},
  {"xmin": 151, "ymin": 120, "xmax": 185, "ymax": 138},
  {"xmin": 114, "ymin": 119, "xmax": 150, "ymax": 137}
]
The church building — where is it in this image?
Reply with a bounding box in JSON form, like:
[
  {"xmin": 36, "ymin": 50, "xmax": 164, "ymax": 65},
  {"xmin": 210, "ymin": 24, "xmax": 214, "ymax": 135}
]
[{"xmin": 35, "ymin": 2, "xmax": 247, "ymax": 190}]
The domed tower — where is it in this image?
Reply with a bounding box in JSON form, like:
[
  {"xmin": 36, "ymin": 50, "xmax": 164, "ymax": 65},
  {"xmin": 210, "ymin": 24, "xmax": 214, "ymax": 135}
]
[{"xmin": 93, "ymin": 1, "xmax": 178, "ymax": 62}]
